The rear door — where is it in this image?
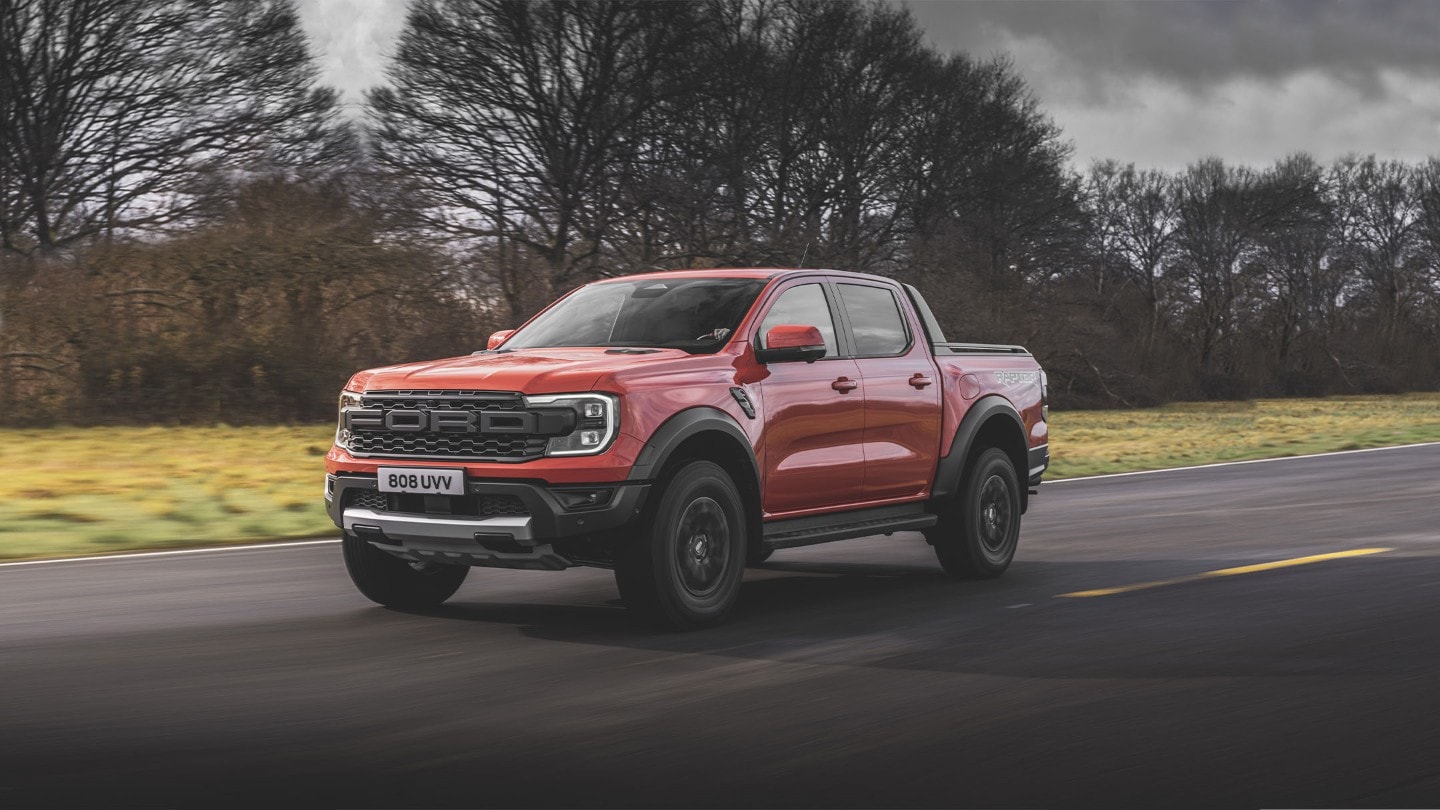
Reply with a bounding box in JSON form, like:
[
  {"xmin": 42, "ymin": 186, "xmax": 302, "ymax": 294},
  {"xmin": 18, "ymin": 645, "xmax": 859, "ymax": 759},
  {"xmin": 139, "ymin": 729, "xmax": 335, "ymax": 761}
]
[
  {"xmin": 834, "ymin": 281, "xmax": 943, "ymax": 502},
  {"xmin": 754, "ymin": 281, "xmax": 866, "ymax": 515}
]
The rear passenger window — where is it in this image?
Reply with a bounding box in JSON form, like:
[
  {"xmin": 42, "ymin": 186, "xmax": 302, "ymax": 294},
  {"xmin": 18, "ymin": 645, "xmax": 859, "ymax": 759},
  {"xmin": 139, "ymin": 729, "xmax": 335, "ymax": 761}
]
[
  {"xmin": 838, "ymin": 284, "xmax": 909, "ymax": 356},
  {"xmin": 758, "ymin": 284, "xmax": 838, "ymax": 356}
]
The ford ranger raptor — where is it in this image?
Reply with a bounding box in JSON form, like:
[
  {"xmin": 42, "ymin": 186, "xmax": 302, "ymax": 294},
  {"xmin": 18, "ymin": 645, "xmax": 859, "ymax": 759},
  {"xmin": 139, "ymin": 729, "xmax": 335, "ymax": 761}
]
[{"xmin": 325, "ymin": 269, "xmax": 1049, "ymax": 629}]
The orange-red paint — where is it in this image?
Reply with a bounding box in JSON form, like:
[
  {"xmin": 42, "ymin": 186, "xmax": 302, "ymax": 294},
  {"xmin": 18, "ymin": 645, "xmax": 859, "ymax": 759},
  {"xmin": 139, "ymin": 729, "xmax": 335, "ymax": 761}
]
[{"xmin": 327, "ymin": 268, "xmax": 1048, "ymax": 521}]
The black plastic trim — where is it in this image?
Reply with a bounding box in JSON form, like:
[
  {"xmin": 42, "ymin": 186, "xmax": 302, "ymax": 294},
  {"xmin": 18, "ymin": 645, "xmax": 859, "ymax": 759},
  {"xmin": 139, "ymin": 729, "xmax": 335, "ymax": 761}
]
[
  {"xmin": 762, "ymin": 503, "xmax": 937, "ymax": 550},
  {"xmin": 821, "ymin": 280, "xmax": 856, "ymax": 359},
  {"xmin": 729, "ymin": 387, "xmax": 756, "ymax": 419},
  {"xmin": 626, "ymin": 407, "xmax": 758, "ymax": 483},
  {"xmin": 327, "ymin": 474, "xmax": 648, "ymax": 540},
  {"xmin": 1028, "ymin": 444, "xmax": 1050, "ymax": 487},
  {"xmin": 931, "ymin": 395, "xmax": 1028, "ymax": 501},
  {"xmin": 901, "ymin": 283, "xmax": 948, "ymax": 344},
  {"xmin": 931, "ymin": 343, "xmax": 1031, "ymax": 356}
]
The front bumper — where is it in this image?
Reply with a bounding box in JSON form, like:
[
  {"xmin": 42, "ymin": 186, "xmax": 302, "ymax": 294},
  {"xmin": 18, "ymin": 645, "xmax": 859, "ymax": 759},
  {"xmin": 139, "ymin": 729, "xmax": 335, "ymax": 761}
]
[{"xmin": 325, "ymin": 474, "xmax": 649, "ymax": 570}]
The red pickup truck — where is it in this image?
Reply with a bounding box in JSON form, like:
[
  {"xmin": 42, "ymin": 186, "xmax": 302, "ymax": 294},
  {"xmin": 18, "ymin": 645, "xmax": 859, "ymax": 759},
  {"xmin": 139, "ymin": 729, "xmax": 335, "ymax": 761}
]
[{"xmin": 325, "ymin": 269, "xmax": 1049, "ymax": 629}]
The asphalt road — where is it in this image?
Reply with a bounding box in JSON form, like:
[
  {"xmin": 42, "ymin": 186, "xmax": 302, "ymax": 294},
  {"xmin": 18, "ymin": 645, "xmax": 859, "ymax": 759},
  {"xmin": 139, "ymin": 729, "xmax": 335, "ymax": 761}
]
[{"xmin": 3, "ymin": 445, "xmax": 1438, "ymax": 809}]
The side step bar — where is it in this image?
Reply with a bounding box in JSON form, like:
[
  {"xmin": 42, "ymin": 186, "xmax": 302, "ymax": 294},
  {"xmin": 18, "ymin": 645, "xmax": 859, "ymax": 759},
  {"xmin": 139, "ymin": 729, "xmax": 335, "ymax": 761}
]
[{"xmin": 762, "ymin": 505, "xmax": 937, "ymax": 551}]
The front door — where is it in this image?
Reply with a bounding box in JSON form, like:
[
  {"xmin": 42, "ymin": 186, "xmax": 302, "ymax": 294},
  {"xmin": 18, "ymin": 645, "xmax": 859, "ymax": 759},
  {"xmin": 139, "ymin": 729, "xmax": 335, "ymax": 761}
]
[{"xmin": 754, "ymin": 282, "xmax": 866, "ymax": 515}]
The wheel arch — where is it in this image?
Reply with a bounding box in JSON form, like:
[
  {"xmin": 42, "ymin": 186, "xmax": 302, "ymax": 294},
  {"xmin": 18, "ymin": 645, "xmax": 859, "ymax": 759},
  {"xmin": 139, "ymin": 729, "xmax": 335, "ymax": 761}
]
[
  {"xmin": 628, "ymin": 407, "xmax": 763, "ymax": 553},
  {"xmin": 933, "ymin": 395, "xmax": 1030, "ymax": 511}
]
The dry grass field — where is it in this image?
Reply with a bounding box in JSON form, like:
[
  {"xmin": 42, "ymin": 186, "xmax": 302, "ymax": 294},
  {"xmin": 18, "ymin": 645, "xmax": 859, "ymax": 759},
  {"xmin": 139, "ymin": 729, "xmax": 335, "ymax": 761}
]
[
  {"xmin": 2, "ymin": 393, "xmax": 1437, "ymax": 560},
  {"xmin": 0, "ymin": 426, "xmax": 335, "ymax": 561},
  {"xmin": 1046, "ymin": 393, "xmax": 1440, "ymax": 478}
]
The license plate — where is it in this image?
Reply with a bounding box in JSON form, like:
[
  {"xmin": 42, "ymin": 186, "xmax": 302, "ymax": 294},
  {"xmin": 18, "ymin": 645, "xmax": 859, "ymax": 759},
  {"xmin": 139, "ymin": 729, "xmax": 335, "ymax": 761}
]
[{"xmin": 376, "ymin": 467, "xmax": 465, "ymax": 495}]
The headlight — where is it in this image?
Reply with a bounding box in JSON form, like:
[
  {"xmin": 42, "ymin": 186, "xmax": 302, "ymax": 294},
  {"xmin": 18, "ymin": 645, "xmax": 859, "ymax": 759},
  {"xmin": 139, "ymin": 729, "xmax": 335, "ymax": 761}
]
[
  {"xmin": 336, "ymin": 390, "xmax": 362, "ymax": 449},
  {"xmin": 523, "ymin": 393, "xmax": 618, "ymax": 456},
  {"xmin": 1039, "ymin": 370, "xmax": 1049, "ymax": 421}
]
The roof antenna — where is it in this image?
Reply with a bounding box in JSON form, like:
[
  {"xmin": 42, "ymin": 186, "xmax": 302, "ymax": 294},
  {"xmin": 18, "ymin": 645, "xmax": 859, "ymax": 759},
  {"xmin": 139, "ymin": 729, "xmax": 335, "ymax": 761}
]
[{"xmin": 798, "ymin": 240, "xmax": 811, "ymax": 269}]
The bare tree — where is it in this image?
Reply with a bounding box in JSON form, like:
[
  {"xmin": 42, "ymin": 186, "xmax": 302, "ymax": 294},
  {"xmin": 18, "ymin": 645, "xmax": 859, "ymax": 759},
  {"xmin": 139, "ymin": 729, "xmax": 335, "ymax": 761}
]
[
  {"xmin": 1247, "ymin": 155, "xmax": 1344, "ymax": 379},
  {"xmin": 903, "ymin": 53, "xmax": 1079, "ymax": 287},
  {"xmin": 1170, "ymin": 159, "xmax": 1259, "ymax": 378},
  {"xmin": 1086, "ymin": 160, "xmax": 1178, "ymax": 358},
  {"xmin": 1332, "ymin": 156, "xmax": 1424, "ymax": 356},
  {"xmin": 1413, "ymin": 158, "xmax": 1440, "ymax": 338},
  {"xmin": 369, "ymin": 0, "xmax": 713, "ymax": 317},
  {"xmin": 0, "ymin": 0, "xmax": 349, "ymax": 260}
]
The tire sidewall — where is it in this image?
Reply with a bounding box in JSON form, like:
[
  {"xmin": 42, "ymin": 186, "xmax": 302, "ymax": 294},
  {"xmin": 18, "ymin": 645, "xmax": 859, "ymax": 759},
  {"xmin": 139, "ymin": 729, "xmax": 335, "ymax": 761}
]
[
  {"xmin": 648, "ymin": 461, "xmax": 747, "ymax": 627},
  {"xmin": 963, "ymin": 449, "xmax": 1021, "ymax": 573}
]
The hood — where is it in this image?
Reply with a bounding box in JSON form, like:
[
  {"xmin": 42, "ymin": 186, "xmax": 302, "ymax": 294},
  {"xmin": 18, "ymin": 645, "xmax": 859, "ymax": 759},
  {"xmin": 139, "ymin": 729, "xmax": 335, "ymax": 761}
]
[{"xmin": 350, "ymin": 347, "xmax": 691, "ymax": 394}]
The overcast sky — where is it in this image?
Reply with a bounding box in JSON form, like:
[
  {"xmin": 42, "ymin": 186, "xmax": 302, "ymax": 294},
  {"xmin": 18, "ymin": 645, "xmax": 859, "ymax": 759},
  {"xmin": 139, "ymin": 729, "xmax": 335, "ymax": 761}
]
[{"xmin": 296, "ymin": 0, "xmax": 1440, "ymax": 171}]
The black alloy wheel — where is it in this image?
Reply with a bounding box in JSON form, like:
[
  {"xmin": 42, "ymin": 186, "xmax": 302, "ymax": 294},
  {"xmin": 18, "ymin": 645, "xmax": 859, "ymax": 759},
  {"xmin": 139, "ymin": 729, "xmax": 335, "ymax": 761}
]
[
  {"xmin": 615, "ymin": 460, "xmax": 747, "ymax": 630},
  {"xmin": 927, "ymin": 447, "xmax": 1022, "ymax": 579},
  {"xmin": 674, "ymin": 496, "xmax": 731, "ymax": 597}
]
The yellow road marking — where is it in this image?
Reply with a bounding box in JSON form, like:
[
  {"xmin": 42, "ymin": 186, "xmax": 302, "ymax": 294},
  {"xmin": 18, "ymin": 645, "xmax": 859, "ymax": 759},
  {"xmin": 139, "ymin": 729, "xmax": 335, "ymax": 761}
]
[{"xmin": 1058, "ymin": 548, "xmax": 1393, "ymax": 598}]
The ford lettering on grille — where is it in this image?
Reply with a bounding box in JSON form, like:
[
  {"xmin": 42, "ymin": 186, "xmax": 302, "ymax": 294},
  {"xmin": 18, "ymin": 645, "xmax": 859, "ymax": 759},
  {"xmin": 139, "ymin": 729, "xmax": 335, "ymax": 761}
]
[
  {"xmin": 342, "ymin": 392, "xmax": 573, "ymax": 461},
  {"xmin": 344, "ymin": 408, "xmax": 538, "ymax": 434}
]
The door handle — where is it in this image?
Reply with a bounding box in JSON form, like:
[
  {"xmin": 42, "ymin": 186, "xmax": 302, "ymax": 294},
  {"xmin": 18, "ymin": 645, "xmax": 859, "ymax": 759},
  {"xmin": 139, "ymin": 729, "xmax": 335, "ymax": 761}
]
[
  {"xmin": 908, "ymin": 373, "xmax": 934, "ymax": 389},
  {"xmin": 831, "ymin": 377, "xmax": 859, "ymax": 393}
]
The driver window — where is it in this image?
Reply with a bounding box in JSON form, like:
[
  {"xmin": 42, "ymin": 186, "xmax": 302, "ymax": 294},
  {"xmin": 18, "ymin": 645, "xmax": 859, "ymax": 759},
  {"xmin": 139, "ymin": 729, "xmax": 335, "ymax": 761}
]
[{"xmin": 758, "ymin": 284, "xmax": 838, "ymax": 355}]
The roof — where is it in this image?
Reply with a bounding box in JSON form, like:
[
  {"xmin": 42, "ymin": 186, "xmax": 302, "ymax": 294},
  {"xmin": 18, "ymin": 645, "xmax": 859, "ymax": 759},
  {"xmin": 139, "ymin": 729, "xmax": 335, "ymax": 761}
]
[{"xmin": 590, "ymin": 267, "xmax": 899, "ymax": 284}]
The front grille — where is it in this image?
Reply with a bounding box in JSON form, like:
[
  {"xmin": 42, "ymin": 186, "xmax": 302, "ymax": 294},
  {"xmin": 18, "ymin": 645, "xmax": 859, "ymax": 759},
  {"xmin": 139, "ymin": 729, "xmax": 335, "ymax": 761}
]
[
  {"xmin": 348, "ymin": 433, "xmax": 550, "ymax": 459},
  {"xmin": 343, "ymin": 487, "xmax": 528, "ymax": 518},
  {"xmin": 345, "ymin": 391, "xmax": 559, "ymax": 462},
  {"xmin": 346, "ymin": 489, "xmax": 388, "ymax": 511}
]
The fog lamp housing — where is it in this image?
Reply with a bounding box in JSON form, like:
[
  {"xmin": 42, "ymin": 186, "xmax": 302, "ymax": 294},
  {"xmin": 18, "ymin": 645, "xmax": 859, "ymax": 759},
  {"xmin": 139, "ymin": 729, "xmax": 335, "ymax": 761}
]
[{"xmin": 553, "ymin": 488, "xmax": 615, "ymax": 511}]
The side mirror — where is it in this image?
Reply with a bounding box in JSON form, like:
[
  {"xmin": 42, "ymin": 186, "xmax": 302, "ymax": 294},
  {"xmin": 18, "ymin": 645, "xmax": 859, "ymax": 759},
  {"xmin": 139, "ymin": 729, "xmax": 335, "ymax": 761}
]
[
  {"xmin": 487, "ymin": 329, "xmax": 515, "ymax": 350},
  {"xmin": 755, "ymin": 325, "xmax": 826, "ymax": 364}
]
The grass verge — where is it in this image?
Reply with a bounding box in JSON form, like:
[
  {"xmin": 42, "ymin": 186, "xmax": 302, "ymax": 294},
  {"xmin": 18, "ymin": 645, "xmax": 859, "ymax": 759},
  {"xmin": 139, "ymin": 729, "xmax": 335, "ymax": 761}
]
[
  {"xmin": 1046, "ymin": 393, "xmax": 1440, "ymax": 478},
  {"xmin": 1, "ymin": 393, "xmax": 1437, "ymax": 561},
  {"xmin": 0, "ymin": 426, "xmax": 335, "ymax": 561}
]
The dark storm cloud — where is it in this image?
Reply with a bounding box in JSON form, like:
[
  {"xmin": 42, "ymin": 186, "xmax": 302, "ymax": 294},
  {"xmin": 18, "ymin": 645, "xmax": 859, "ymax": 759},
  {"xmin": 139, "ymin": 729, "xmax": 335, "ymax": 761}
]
[
  {"xmin": 910, "ymin": 0, "xmax": 1440, "ymax": 88},
  {"xmin": 903, "ymin": 0, "xmax": 1440, "ymax": 168},
  {"xmin": 291, "ymin": 0, "xmax": 1440, "ymax": 170}
]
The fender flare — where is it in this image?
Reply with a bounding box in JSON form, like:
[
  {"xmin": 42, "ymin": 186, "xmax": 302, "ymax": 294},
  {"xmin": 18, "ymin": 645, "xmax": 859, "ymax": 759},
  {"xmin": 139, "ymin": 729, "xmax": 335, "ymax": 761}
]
[
  {"xmin": 626, "ymin": 406, "xmax": 759, "ymax": 484},
  {"xmin": 932, "ymin": 395, "xmax": 1027, "ymax": 501}
]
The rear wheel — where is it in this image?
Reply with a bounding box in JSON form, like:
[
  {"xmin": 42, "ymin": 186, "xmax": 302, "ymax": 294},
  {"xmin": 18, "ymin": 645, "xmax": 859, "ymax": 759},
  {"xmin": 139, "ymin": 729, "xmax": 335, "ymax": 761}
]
[
  {"xmin": 927, "ymin": 447, "xmax": 1022, "ymax": 579},
  {"xmin": 615, "ymin": 460, "xmax": 747, "ymax": 630},
  {"xmin": 342, "ymin": 533, "xmax": 469, "ymax": 608}
]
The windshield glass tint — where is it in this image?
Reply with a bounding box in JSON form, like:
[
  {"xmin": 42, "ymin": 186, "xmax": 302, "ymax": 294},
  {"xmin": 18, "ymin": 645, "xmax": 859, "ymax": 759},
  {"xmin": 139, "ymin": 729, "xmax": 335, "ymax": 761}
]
[{"xmin": 502, "ymin": 277, "xmax": 767, "ymax": 354}]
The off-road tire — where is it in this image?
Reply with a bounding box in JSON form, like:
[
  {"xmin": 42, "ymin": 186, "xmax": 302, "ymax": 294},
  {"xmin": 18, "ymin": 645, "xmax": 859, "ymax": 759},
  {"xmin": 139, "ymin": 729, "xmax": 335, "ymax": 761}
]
[
  {"xmin": 927, "ymin": 447, "xmax": 1022, "ymax": 579},
  {"xmin": 615, "ymin": 460, "xmax": 747, "ymax": 630},
  {"xmin": 343, "ymin": 532, "xmax": 469, "ymax": 608}
]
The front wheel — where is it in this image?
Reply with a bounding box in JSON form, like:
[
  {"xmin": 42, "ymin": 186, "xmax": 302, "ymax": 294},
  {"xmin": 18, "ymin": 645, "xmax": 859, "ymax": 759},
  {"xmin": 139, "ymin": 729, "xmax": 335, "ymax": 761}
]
[
  {"xmin": 926, "ymin": 447, "xmax": 1022, "ymax": 579},
  {"xmin": 615, "ymin": 460, "xmax": 747, "ymax": 630},
  {"xmin": 343, "ymin": 533, "xmax": 469, "ymax": 608}
]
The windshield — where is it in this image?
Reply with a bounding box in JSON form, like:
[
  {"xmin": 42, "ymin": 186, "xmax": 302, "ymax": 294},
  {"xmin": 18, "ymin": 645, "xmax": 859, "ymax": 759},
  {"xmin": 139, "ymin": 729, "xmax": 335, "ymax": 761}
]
[{"xmin": 502, "ymin": 277, "xmax": 767, "ymax": 354}]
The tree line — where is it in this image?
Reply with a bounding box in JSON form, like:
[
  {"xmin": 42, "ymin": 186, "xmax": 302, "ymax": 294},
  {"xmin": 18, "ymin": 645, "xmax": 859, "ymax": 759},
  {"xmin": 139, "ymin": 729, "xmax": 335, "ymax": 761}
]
[{"xmin": 2, "ymin": 0, "xmax": 1437, "ymax": 425}]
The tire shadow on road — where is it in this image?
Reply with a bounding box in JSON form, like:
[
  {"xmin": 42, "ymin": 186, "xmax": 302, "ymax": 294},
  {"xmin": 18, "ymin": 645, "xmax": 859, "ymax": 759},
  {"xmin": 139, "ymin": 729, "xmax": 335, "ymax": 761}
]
[
  {"xmin": 394, "ymin": 555, "xmax": 1439, "ymax": 682},
  {"xmin": 405, "ymin": 558, "xmax": 1082, "ymax": 648}
]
